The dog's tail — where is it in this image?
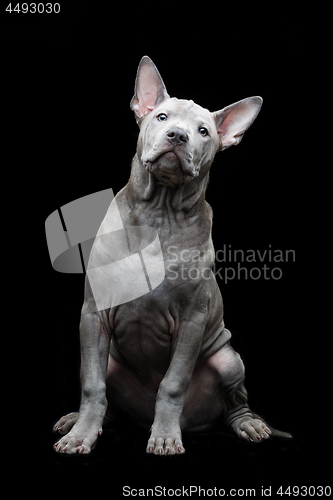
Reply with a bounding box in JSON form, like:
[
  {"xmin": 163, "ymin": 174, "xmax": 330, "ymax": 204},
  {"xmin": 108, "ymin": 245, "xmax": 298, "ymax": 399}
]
[{"xmin": 252, "ymin": 412, "xmax": 293, "ymax": 439}]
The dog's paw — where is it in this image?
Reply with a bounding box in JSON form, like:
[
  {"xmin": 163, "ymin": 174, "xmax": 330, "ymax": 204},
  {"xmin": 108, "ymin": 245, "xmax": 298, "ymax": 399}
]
[
  {"xmin": 233, "ymin": 417, "xmax": 271, "ymax": 443},
  {"xmin": 146, "ymin": 435, "xmax": 185, "ymax": 456},
  {"xmin": 53, "ymin": 412, "xmax": 79, "ymax": 435},
  {"xmin": 53, "ymin": 422, "xmax": 102, "ymax": 454}
]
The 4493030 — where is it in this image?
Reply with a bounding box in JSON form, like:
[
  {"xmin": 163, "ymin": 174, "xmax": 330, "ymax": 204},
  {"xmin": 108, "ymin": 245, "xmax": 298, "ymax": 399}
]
[
  {"xmin": 5, "ymin": 3, "xmax": 60, "ymax": 13},
  {"xmin": 276, "ymin": 486, "xmax": 331, "ymax": 497}
]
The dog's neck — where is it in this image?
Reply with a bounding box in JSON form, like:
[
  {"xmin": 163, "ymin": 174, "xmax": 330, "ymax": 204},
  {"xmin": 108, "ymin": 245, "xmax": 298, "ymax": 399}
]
[{"xmin": 128, "ymin": 153, "xmax": 210, "ymax": 213}]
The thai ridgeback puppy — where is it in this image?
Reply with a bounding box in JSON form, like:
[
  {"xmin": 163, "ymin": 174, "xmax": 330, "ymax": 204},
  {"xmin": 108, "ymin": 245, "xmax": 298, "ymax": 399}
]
[{"xmin": 54, "ymin": 56, "xmax": 291, "ymax": 455}]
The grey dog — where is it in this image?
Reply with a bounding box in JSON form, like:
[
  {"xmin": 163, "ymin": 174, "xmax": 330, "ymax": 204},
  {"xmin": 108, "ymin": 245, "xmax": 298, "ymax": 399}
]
[{"xmin": 54, "ymin": 56, "xmax": 291, "ymax": 455}]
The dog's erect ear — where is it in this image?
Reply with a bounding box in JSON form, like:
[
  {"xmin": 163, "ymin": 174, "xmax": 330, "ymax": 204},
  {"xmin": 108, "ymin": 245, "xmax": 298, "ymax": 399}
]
[
  {"xmin": 214, "ymin": 97, "xmax": 262, "ymax": 150},
  {"xmin": 130, "ymin": 56, "xmax": 170, "ymax": 123}
]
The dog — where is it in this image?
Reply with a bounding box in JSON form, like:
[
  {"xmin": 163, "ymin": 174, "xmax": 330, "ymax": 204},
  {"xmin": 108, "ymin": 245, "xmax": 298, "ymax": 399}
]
[{"xmin": 53, "ymin": 56, "xmax": 291, "ymax": 455}]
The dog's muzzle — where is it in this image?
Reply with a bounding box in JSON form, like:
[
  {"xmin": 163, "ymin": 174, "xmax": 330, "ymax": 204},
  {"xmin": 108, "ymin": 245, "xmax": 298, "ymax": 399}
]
[{"xmin": 142, "ymin": 128, "xmax": 197, "ymax": 185}]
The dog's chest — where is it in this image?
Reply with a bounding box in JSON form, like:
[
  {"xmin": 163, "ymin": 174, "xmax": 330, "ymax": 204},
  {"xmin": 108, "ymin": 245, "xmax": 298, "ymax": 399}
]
[{"xmin": 111, "ymin": 291, "xmax": 174, "ymax": 371}]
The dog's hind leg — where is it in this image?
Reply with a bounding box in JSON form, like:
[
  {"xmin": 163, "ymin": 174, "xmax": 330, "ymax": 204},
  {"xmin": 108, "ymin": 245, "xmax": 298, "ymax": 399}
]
[{"xmin": 210, "ymin": 341, "xmax": 291, "ymax": 443}]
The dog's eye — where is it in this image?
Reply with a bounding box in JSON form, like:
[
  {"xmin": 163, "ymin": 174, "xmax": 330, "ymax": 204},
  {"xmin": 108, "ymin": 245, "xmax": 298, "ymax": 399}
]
[
  {"xmin": 199, "ymin": 127, "xmax": 209, "ymax": 137},
  {"xmin": 157, "ymin": 113, "xmax": 167, "ymax": 122}
]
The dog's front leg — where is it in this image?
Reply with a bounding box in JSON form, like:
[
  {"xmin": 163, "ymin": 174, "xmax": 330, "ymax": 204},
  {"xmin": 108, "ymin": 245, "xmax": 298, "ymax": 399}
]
[
  {"xmin": 54, "ymin": 296, "xmax": 110, "ymax": 454},
  {"xmin": 146, "ymin": 318, "xmax": 204, "ymax": 456}
]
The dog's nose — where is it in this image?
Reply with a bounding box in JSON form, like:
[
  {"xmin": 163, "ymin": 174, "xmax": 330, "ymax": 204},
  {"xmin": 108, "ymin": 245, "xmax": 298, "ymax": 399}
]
[{"xmin": 167, "ymin": 128, "xmax": 189, "ymax": 145}]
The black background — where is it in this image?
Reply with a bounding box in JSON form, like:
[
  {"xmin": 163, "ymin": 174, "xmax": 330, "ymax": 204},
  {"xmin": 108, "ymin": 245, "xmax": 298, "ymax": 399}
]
[{"xmin": 2, "ymin": 3, "xmax": 322, "ymax": 495}]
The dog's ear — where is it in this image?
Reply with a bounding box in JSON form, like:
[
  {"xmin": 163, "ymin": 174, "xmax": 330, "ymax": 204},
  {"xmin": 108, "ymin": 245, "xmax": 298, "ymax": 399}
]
[
  {"xmin": 213, "ymin": 97, "xmax": 262, "ymax": 150},
  {"xmin": 130, "ymin": 56, "xmax": 169, "ymax": 124}
]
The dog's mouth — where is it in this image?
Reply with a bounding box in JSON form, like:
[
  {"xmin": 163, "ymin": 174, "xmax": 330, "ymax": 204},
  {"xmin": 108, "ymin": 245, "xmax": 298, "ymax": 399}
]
[{"xmin": 143, "ymin": 149, "xmax": 197, "ymax": 185}]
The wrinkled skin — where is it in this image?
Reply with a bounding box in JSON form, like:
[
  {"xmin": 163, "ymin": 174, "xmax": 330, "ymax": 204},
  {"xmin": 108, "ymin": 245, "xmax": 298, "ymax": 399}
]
[{"xmin": 54, "ymin": 57, "xmax": 291, "ymax": 455}]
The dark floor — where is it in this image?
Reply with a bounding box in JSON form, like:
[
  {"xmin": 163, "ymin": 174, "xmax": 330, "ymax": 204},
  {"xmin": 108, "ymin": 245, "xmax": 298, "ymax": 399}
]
[{"xmin": 42, "ymin": 412, "xmax": 326, "ymax": 496}]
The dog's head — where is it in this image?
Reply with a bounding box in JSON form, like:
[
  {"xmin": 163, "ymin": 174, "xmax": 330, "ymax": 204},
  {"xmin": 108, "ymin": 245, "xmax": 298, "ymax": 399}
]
[{"xmin": 131, "ymin": 56, "xmax": 262, "ymax": 188}]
